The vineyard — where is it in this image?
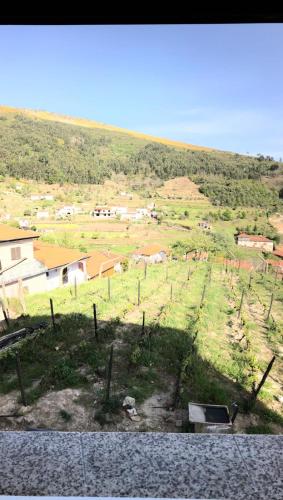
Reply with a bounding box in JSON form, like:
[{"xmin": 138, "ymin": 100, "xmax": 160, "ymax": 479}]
[{"xmin": 0, "ymin": 259, "xmax": 282, "ymax": 433}]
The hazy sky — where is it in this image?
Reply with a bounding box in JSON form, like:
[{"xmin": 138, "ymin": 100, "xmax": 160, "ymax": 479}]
[{"xmin": 0, "ymin": 24, "xmax": 282, "ymax": 158}]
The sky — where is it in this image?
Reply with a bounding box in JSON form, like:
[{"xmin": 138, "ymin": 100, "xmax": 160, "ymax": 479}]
[{"xmin": 0, "ymin": 24, "xmax": 283, "ymax": 158}]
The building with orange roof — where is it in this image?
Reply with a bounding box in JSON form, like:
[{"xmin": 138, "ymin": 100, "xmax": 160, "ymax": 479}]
[
  {"xmin": 236, "ymin": 233, "xmax": 274, "ymax": 252},
  {"xmin": 133, "ymin": 244, "xmax": 169, "ymax": 264},
  {"xmin": 273, "ymin": 245, "xmax": 283, "ymax": 259},
  {"xmin": 86, "ymin": 250, "xmax": 125, "ymax": 279},
  {"xmin": 0, "ymin": 225, "xmax": 47, "ymax": 319},
  {"xmin": 34, "ymin": 241, "xmax": 89, "ymax": 290}
]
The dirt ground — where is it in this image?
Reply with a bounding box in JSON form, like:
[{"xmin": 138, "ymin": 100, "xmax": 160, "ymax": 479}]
[
  {"xmin": 0, "ymin": 383, "xmax": 187, "ymax": 433},
  {"xmin": 270, "ymin": 214, "xmax": 283, "ymax": 234}
]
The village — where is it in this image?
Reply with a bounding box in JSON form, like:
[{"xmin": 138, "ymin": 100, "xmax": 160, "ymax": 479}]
[
  {"xmin": 1, "ymin": 199, "xmax": 283, "ymax": 322},
  {"xmin": 1, "ymin": 177, "xmax": 283, "ymax": 323},
  {"xmin": 0, "ymin": 175, "xmax": 282, "ymax": 439}
]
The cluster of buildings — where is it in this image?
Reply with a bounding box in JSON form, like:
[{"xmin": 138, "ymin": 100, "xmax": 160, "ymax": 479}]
[
  {"xmin": 91, "ymin": 206, "xmax": 156, "ymax": 221},
  {"xmin": 0, "ymin": 225, "xmax": 126, "ymax": 318},
  {"xmin": 0, "ymin": 224, "xmax": 170, "ymax": 321}
]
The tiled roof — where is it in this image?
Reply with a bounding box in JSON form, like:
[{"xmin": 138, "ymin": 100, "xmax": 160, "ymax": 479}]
[
  {"xmin": 237, "ymin": 233, "xmax": 272, "ymax": 243},
  {"xmin": 86, "ymin": 250, "xmax": 125, "ymax": 278},
  {"xmin": 133, "ymin": 244, "xmax": 169, "ymax": 256},
  {"xmin": 34, "ymin": 241, "xmax": 88, "ymax": 270},
  {"xmin": 266, "ymin": 259, "xmax": 283, "ymax": 268},
  {"xmin": 0, "ymin": 224, "xmax": 39, "ymax": 242},
  {"xmin": 273, "ymin": 246, "xmax": 283, "ymax": 258}
]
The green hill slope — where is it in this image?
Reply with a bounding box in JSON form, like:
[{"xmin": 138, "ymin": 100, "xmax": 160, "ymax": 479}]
[{"xmin": 0, "ymin": 105, "xmax": 282, "ymax": 208}]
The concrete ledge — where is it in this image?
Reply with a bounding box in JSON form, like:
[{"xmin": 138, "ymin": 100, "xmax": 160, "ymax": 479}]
[{"xmin": 0, "ymin": 432, "xmax": 282, "ymax": 499}]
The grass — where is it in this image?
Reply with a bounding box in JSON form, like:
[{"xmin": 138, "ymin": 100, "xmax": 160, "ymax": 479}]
[{"xmin": 0, "ymin": 257, "xmax": 282, "ymax": 432}]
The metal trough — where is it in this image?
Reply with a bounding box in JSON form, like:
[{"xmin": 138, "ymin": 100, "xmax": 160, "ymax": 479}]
[{"xmin": 188, "ymin": 402, "xmax": 238, "ymax": 433}]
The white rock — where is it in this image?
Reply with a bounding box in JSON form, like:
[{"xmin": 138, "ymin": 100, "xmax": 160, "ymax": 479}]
[{"xmin": 123, "ymin": 396, "xmax": 136, "ymax": 408}]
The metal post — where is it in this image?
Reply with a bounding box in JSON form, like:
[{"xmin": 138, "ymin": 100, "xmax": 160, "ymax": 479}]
[
  {"xmin": 144, "ymin": 263, "xmax": 147, "ymax": 279},
  {"xmin": 170, "ymin": 283, "xmax": 173, "ymax": 301},
  {"xmin": 50, "ymin": 298, "xmax": 56, "ymax": 332},
  {"xmin": 248, "ymin": 273, "xmax": 252, "ymax": 289},
  {"xmin": 200, "ymin": 284, "xmax": 206, "ymax": 308},
  {"xmin": 93, "ymin": 303, "xmax": 98, "ymax": 341},
  {"xmin": 74, "ymin": 276, "xmax": 77, "ymax": 299},
  {"xmin": 105, "ymin": 344, "xmax": 114, "ymax": 403},
  {"xmin": 251, "ymin": 356, "xmax": 276, "ymax": 402},
  {"xmin": 142, "ymin": 311, "xmax": 145, "ymax": 335},
  {"xmin": 2, "ymin": 305, "xmax": 10, "ymax": 327},
  {"xmin": 15, "ymin": 353, "xmax": 27, "ymax": 406}
]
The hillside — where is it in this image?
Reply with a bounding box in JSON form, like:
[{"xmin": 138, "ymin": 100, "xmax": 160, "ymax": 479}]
[{"xmin": 0, "ymin": 105, "xmax": 282, "ymax": 208}]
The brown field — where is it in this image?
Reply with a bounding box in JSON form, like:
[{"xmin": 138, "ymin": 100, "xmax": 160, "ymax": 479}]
[
  {"xmin": 270, "ymin": 214, "xmax": 283, "ymax": 235},
  {"xmin": 157, "ymin": 176, "xmax": 208, "ymax": 201}
]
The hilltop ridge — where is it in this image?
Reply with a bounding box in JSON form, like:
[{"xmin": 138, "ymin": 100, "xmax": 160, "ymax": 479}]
[{"xmin": 0, "ymin": 105, "xmax": 215, "ymax": 153}]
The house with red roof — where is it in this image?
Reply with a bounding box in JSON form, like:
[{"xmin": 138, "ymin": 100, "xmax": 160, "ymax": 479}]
[
  {"xmin": 133, "ymin": 244, "xmax": 169, "ymax": 263},
  {"xmin": 86, "ymin": 250, "xmax": 125, "ymax": 279},
  {"xmin": 0, "ymin": 224, "xmax": 47, "ymax": 299},
  {"xmin": 34, "ymin": 241, "xmax": 89, "ymax": 291},
  {"xmin": 273, "ymin": 245, "xmax": 283, "ymax": 259},
  {"xmin": 236, "ymin": 233, "xmax": 274, "ymax": 252}
]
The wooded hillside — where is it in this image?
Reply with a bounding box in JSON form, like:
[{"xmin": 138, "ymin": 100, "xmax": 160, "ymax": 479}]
[{"xmin": 0, "ymin": 107, "xmax": 282, "ymax": 208}]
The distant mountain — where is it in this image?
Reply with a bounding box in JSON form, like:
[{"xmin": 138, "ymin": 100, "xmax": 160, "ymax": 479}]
[{"xmin": 0, "ymin": 105, "xmax": 282, "ymax": 208}]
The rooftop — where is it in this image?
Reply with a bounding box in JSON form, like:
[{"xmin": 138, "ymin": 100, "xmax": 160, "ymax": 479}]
[
  {"xmin": 273, "ymin": 245, "xmax": 283, "ymax": 258},
  {"xmin": 86, "ymin": 250, "xmax": 125, "ymax": 278},
  {"xmin": 237, "ymin": 233, "xmax": 272, "ymax": 243},
  {"xmin": 0, "ymin": 224, "xmax": 39, "ymax": 243},
  {"xmin": 0, "ymin": 431, "xmax": 282, "ymax": 499},
  {"xmin": 133, "ymin": 244, "xmax": 169, "ymax": 256},
  {"xmin": 0, "ymin": 258, "xmax": 47, "ymax": 284},
  {"xmin": 34, "ymin": 241, "xmax": 89, "ymax": 270}
]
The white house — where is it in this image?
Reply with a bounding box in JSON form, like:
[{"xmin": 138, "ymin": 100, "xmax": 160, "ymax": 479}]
[
  {"xmin": 91, "ymin": 207, "xmax": 115, "ymax": 218},
  {"xmin": 33, "ymin": 241, "xmax": 89, "ymax": 291},
  {"xmin": 133, "ymin": 244, "xmax": 169, "ymax": 264},
  {"xmin": 19, "ymin": 219, "xmax": 30, "ymax": 229},
  {"xmin": 111, "ymin": 206, "xmax": 128, "ymax": 216},
  {"xmin": 0, "ymin": 225, "xmax": 48, "ymax": 319},
  {"xmin": 56, "ymin": 206, "xmax": 77, "ymax": 219},
  {"xmin": 236, "ymin": 233, "xmax": 274, "ymax": 252}
]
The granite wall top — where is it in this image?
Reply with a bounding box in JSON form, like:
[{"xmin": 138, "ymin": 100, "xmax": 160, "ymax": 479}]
[{"xmin": 0, "ymin": 432, "xmax": 282, "ymax": 499}]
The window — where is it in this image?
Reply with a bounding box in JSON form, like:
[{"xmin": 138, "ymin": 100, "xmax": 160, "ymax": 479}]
[{"xmin": 11, "ymin": 247, "xmax": 21, "ymax": 260}]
